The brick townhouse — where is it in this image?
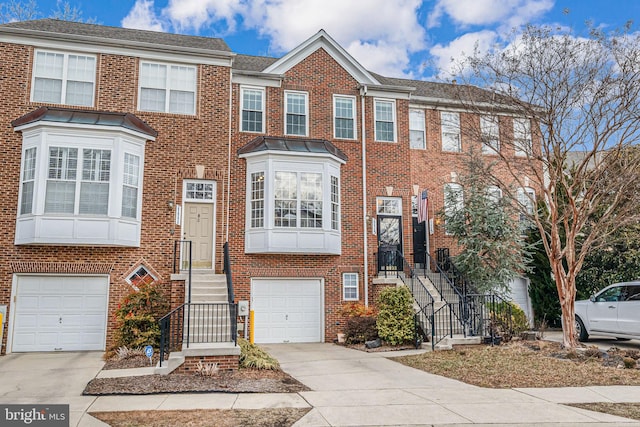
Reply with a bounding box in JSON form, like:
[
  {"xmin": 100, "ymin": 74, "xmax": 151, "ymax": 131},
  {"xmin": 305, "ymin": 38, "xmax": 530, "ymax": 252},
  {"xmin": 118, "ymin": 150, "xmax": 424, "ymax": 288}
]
[{"xmin": 0, "ymin": 19, "xmax": 539, "ymax": 355}]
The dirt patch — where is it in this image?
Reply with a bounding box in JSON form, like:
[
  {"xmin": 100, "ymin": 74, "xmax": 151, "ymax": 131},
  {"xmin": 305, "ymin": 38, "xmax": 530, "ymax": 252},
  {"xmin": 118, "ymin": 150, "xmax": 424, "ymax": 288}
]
[
  {"xmin": 90, "ymin": 408, "xmax": 310, "ymax": 427},
  {"xmin": 102, "ymin": 354, "xmax": 159, "ymax": 370},
  {"xmin": 84, "ymin": 368, "xmax": 309, "ymax": 395},
  {"xmin": 341, "ymin": 342, "xmax": 417, "ymax": 353},
  {"xmin": 394, "ymin": 340, "xmax": 640, "ymax": 388}
]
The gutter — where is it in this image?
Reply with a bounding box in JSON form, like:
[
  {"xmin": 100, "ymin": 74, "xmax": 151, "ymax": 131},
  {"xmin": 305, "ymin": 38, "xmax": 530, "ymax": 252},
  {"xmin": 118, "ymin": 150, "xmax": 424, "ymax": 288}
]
[{"xmin": 360, "ymin": 85, "xmax": 369, "ymax": 307}]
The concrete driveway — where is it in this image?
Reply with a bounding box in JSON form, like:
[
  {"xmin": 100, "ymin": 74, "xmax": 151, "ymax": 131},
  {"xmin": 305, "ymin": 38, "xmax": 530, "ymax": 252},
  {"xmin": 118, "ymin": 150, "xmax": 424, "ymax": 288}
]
[
  {"xmin": 0, "ymin": 351, "xmax": 105, "ymax": 426},
  {"xmin": 545, "ymin": 330, "xmax": 640, "ymax": 352}
]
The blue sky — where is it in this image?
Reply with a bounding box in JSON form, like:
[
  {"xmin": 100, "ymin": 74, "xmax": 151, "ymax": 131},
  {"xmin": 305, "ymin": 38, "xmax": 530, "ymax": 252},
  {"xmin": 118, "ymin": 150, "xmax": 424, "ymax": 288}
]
[{"xmin": 28, "ymin": 0, "xmax": 640, "ymax": 79}]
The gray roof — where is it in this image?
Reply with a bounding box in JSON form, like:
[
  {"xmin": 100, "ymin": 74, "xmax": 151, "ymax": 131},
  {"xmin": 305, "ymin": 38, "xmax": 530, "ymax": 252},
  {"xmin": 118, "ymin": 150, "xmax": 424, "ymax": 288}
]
[
  {"xmin": 0, "ymin": 19, "xmax": 230, "ymax": 53},
  {"xmin": 232, "ymin": 54, "xmax": 278, "ymax": 72},
  {"xmin": 238, "ymin": 136, "xmax": 347, "ymax": 162},
  {"xmin": 12, "ymin": 106, "xmax": 158, "ymax": 138}
]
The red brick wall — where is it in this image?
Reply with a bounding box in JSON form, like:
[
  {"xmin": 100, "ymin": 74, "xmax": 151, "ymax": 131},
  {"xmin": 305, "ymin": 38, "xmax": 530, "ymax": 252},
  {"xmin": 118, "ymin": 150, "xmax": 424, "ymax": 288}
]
[{"xmin": 174, "ymin": 354, "xmax": 239, "ymax": 373}]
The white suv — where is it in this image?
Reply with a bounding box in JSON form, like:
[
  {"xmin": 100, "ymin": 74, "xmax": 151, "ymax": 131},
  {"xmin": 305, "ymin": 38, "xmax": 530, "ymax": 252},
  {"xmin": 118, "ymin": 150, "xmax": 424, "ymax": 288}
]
[{"xmin": 574, "ymin": 281, "xmax": 640, "ymax": 341}]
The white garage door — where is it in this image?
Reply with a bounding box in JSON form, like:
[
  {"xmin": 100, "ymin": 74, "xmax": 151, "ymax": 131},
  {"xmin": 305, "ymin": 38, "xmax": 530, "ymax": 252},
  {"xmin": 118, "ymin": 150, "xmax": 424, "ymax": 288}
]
[
  {"xmin": 509, "ymin": 277, "xmax": 534, "ymax": 328},
  {"xmin": 251, "ymin": 278, "xmax": 323, "ymax": 343},
  {"xmin": 12, "ymin": 275, "xmax": 109, "ymax": 352}
]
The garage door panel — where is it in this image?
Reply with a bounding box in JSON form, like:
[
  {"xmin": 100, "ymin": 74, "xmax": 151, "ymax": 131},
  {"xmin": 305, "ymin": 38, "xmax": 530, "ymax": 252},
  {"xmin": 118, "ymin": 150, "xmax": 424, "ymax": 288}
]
[
  {"xmin": 252, "ymin": 279, "xmax": 323, "ymax": 343},
  {"xmin": 12, "ymin": 275, "xmax": 109, "ymax": 352}
]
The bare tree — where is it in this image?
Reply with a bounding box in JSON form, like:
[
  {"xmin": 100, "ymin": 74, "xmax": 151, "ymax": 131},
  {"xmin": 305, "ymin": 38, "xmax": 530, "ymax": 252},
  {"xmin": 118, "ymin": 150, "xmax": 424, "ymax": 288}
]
[
  {"xmin": 454, "ymin": 24, "xmax": 640, "ymax": 347},
  {"xmin": 0, "ymin": 0, "xmax": 96, "ymax": 23}
]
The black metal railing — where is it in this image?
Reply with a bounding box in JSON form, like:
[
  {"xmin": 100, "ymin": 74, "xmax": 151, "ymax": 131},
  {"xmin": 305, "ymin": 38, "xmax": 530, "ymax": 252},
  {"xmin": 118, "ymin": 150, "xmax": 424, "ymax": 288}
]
[
  {"xmin": 423, "ymin": 250, "xmax": 466, "ymax": 332},
  {"xmin": 464, "ymin": 294, "xmax": 513, "ymax": 341},
  {"xmin": 223, "ymin": 242, "xmax": 234, "ymax": 304},
  {"xmin": 431, "ymin": 303, "xmax": 455, "ymax": 349},
  {"xmin": 173, "ymin": 240, "xmax": 193, "ymax": 274},
  {"xmin": 159, "ymin": 302, "xmax": 238, "ymax": 367}
]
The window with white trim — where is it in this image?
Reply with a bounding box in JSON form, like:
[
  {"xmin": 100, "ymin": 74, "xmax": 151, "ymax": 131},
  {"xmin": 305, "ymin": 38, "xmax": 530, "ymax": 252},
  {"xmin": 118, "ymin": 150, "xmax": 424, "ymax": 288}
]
[
  {"xmin": 285, "ymin": 91, "xmax": 308, "ymax": 136},
  {"xmin": 241, "ymin": 87, "xmax": 265, "ymax": 133},
  {"xmin": 517, "ymin": 186, "xmax": 536, "ymax": 230},
  {"xmin": 485, "ymin": 185, "xmax": 502, "ymax": 204},
  {"xmin": 514, "ymin": 117, "xmax": 532, "ymax": 157},
  {"xmin": 343, "ymin": 272, "xmax": 359, "ymax": 301},
  {"xmin": 331, "ymin": 176, "xmax": 340, "ymax": 230},
  {"xmin": 376, "ymin": 197, "xmax": 402, "ymax": 215},
  {"xmin": 20, "ymin": 147, "xmax": 37, "ymax": 215},
  {"xmin": 441, "ymin": 111, "xmax": 461, "ymax": 152},
  {"xmin": 375, "ymin": 99, "xmax": 396, "ymax": 142},
  {"xmin": 250, "ymin": 172, "xmax": 265, "ymax": 228},
  {"xmin": 481, "ymin": 115, "xmax": 500, "ymax": 154},
  {"xmin": 274, "ymin": 171, "xmax": 322, "ymax": 228},
  {"xmin": 126, "ymin": 265, "xmax": 156, "ymax": 289},
  {"xmin": 32, "ymin": 50, "xmax": 96, "ymax": 106},
  {"xmin": 410, "ymin": 109, "xmax": 426, "ymax": 149},
  {"xmin": 334, "ymin": 95, "xmax": 355, "ymax": 139},
  {"xmin": 139, "ymin": 61, "xmax": 196, "ymax": 114},
  {"xmin": 186, "ymin": 181, "xmax": 214, "ymax": 200},
  {"xmin": 122, "ymin": 153, "xmax": 140, "ymax": 218},
  {"xmin": 444, "ymin": 183, "xmax": 463, "ymax": 235}
]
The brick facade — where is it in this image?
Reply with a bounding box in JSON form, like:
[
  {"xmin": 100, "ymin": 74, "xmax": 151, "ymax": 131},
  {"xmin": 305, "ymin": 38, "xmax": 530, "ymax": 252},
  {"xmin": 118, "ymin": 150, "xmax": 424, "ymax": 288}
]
[{"xmin": 0, "ymin": 21, "xmax": 541, "ymax": 354}]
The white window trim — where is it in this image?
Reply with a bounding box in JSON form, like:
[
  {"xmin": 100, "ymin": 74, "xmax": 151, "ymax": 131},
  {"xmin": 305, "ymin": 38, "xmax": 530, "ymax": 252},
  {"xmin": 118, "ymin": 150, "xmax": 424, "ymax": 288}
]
[
  {"xmin": 376, "ymin": 197, "xmax": 402, "ymax": 215},
  {"xmin": 15, "ymin": 124, "xmax": 147, "ymax": 247},
  {"xmin": 514, "ymin": 117, "xmax": 533, "ymax": 157},
  {"xmin": 342, "ymin": 272, "xmax": 359, "ymax": 301},
  {"xmin": 333, "ymin": 94, "xmax": 357, "ymax": 140},
  {"xmin": 480, "ymin": 115, "xmax": 500, "ymax": 155},
  {"xmin": 31, "ymin": 49, "xmax": 96, "ymax": 107},
  {"xmin": 240, "ymin": 85, "xmax": 266, "ymax": 133},
  {"xmin": 284, "ymin": 90, "xmax": 309, "ymax": 137},
  {"xmin": 409, "ymin": 109, "xmax": 426, "ymax": 149},
  {"xmin": 138, "ymin": 60, "xmax": 197, "ymax": 115},
  {"xmin": 444, "ymin": 182, "xmax": 463, "ymax": 235},
  {"xmin": 441, "ymin": 111, "xmax": 461, "ymax": 152},
  {"xmin": 374, "ymin": 98, "xmax": 397, "ymax": 142}
]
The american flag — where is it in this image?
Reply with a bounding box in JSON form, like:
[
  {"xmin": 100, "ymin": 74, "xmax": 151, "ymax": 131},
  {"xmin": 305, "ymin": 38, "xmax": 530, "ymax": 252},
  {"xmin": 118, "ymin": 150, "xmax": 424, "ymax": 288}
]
[{"xmin": 417, "ymin": 189, "xmax": 428, "ymax": 223}]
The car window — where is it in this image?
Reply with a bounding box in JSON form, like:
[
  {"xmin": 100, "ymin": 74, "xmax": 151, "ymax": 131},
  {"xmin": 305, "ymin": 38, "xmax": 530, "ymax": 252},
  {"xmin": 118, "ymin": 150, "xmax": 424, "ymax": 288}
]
[
  {"xmin": 624, "ymin": 286, "xmax": 640, "ymax": 301},
  {"xmin": 596, "ymin": 286, "xmax": 624, "ymax": 302}
]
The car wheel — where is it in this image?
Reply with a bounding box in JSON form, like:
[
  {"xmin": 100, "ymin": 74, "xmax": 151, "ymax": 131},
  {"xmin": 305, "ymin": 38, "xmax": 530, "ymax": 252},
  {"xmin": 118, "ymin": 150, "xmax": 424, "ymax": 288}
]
[{"xmin": 575, "ymin": 317, "xmax": 588, "ymax": 342}]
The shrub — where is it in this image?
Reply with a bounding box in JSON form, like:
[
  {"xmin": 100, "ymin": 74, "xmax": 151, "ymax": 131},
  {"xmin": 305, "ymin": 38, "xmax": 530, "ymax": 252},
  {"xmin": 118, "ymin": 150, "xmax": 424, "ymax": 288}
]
[
  {"xmin": 114, "ymin": 282, "xmax": 169, "ymax": 349},
  {"xmin": 375, "ymin": 286, "xmax": 415, "ymax": 346},
  {"xmin": 238, "ymin": 338, "xmax": 280, "ymax": 370},
  {"xmin": 344, "ymin": 316, "xmax": 378, "ymax": 344},
  {"xmin": 623, "ymin": 357, "xmax": 637, "ymax": 369},
  {"xmin": 339, "ymin": 302, "xmax": 376, "ymax": 318},
  {"xmin": 491, "ymin": 301, "xmax": 530, "ymax": 339}
]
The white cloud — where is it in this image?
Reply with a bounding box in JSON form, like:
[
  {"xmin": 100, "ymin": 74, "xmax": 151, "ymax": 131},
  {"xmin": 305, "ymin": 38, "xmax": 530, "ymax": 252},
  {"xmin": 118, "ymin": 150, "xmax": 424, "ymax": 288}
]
[
  {"xmin": 163, "ymin": 0, "xmax": 244, "ymax": 33},
  {"xmin": 121, "ymin": 0, "xmax": 166, "ymax": 32},
  {"xmin": 428, "ymin": 0, "xmax": 554, "ymax": 29},
  {"xmin": 430, "ymin": 30, "xmax": 498, "ymax": 77}
]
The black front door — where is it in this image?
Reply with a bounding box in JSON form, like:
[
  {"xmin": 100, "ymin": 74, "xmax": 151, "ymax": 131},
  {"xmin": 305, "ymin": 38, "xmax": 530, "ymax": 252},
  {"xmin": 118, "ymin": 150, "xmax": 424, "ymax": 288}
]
[
  {"xmin": 377, "ymin": 215, "xmax": 403, "ymax": 271},
  {"xmin": 412, "ymin": 217, "xmax": 426, "ymax": 266}
]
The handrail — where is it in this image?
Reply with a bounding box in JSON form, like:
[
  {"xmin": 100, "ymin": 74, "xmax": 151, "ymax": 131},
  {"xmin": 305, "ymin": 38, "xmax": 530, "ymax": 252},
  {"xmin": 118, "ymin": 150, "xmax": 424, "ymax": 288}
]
[
  {"xmin": 158, "ymin": 302, "xmax": 238, "ymax": 367},
  {"xmin": 223, "ymin": 242, "xmax": 234, "ymax": 304}
]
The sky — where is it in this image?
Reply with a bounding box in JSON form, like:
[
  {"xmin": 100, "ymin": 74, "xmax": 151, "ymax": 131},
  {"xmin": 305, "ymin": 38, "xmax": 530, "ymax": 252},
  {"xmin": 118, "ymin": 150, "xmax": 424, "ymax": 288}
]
[{"xmin": 26, "ymin": 0, "xmax": 640, "ymax": 80}]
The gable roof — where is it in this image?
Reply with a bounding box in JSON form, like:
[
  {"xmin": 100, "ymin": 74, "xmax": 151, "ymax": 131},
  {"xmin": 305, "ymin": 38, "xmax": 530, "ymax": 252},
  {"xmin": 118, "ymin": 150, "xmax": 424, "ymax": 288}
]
[
  {"xmin": 262, "ymin": 29, "xmax": 380, "ymax": 86},
  {"xmin": 0, "ymin": 19, "xmax": 231, "ymax": 54},
  {"xmin": 12, "ymin": 106, "xmax": 158, "ymax": 139}
]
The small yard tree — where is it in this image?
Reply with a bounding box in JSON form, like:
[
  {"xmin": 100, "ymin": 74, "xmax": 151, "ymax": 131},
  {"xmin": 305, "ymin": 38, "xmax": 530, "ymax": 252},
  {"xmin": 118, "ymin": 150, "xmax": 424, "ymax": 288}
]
[
  {"xmin": 455, "ymin": 24, "xmax": 640, "ymax": 347},
  {"xmin": 376, "ymin": 286, "xmax": 414, "ymax": 346}
]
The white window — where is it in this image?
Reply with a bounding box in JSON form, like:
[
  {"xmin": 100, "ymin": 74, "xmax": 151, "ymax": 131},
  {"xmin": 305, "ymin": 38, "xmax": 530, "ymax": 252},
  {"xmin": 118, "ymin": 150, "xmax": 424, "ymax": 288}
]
[
  {"xmin": 20, "ymin": 147, "xmax": 37, "ymax": 215},
  {"xmin": 250, "ymin": 172, "xmax": 265, "ymax": 228},
  {"xmin": 122, "ymin": 153, "xmax": 140, "ymax": 219},
  {"xmin": 486, "ymin": 185, "xmax": 502, "ymax": 204},
  {"xmin": 139, "ymin": 61, "xmax": 196, "ymax": 114},
  {"xmin": 334, "ymin": 95, "xmax": 356, "ymax": 139},
  {"xmin": 331, "ymin": 176, "xmax": 340, "ymax": 230},
  {"xmin": 241, "ymin": 87, "xmax": 265, "ymax": 133},
  {"xmin": 375, "ymin": 99, "xmax": 396, "ymax": 142},
  {"xmin": 481, "ymin": 115, "xmax": 500, "ymax": 154},
  {"xmin": 517, "ymin": 186, "xmax": 536, "ymax": 230},
  {"xmin": 410, "ymin": 109, "xmax": 426, "ymax": 149},
  {"xmin": 514, "ymin": 117, "xmax": 532, "ymax": 157},
  {"xmin": 343, "ymin": 273, "xmax": 359, "ymax": 301},
  {"xmin": 186, "ymin": 181, "xmax": 214, "ymax": 200},
  {"xmin": 274, "ymin": 172, "xmax": 322, "ymax": 228},
  {"xmin": 32, "ymin": 50, "xmax": 96, "ymax": 107},
  {"xmin": 285, "ymin": 91, "xmax": 308, "ymax": 136},
  {"xmin": 444, "ymin": 183, "xmax": 463, "ymax": 235},
  {"xmin": 126, "ymin": 265, "xmax": 156, "ymax": 289},
  {"xmin": 376, "ymin": 197, "xmax": 402, "ymax": 215},
  {"xmin": 14, "ymin": 123, "xmax": 149, "ymax": 247},
  {"xmin": 441, "ymin": 111, "xmax": 461, "ymax": 152}
]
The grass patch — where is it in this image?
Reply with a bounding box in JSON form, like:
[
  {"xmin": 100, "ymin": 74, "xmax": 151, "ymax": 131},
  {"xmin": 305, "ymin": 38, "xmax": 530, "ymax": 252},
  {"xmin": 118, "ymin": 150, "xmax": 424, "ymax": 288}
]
[
  {"xmin": 569, "ymin": 403, "xmax": 640, "ymax": 421},
  {"xmin": 394, "ymin": 340, "xmax": 640, "ymax": 388},
  {"xmin": 90, "ymin": 408, "xmax": 310, "ymax": 427}
]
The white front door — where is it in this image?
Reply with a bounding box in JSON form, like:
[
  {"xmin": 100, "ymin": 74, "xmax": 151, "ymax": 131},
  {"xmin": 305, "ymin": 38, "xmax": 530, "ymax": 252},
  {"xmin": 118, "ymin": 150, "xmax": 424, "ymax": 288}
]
[
  {"xmin": 251, "ymin": 279, "xmax": 323, "ymax": 343},
  {"xmin": 183, "ymin": 180, "xmax": 216, "ymax": 270},
  {"xmin": 11, "ymin": 275, "xmax": 109, "ymax": 352}
]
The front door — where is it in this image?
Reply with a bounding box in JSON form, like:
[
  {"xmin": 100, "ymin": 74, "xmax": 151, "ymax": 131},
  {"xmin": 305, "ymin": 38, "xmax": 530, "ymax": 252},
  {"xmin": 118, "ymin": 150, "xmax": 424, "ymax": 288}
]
[
  {"xmin": 412, "ymin": 217, "xmax": 426, "ymax": 267},
  {"xmin": 183, "ymin": 181, "xmax": 216, "ymax": 270},
  {"xmin": 377, "ymin": 216, "xmax": 403, "ymax": 271}
]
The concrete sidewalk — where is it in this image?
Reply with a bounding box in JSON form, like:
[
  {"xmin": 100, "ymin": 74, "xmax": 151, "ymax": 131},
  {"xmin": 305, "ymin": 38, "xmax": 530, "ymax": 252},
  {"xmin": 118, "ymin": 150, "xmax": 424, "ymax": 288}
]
[{"xmin": 1, "ymin": 344, "xmax": 640, "ymax": 426}]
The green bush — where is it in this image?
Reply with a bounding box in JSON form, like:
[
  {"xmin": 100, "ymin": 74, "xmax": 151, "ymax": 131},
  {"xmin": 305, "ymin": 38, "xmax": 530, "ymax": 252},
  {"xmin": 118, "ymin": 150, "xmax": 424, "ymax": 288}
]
[
  {"xmin": 238, "ymin": 338, "xmax": 280, "ymax": 370},
  {"xmin": 114, "ymin": 283, "xmax": 169, "ymax": 349},
  {"xmin": 375, "ymin": 286, "xmax": 415, "ymax": 346},
  {"xmin": 491, "ymin": 301, "xmax": 530, "ymax": 338},
  {"xmin": 344, "ymin": 316, "xmax": 378, "ymax": 344}
]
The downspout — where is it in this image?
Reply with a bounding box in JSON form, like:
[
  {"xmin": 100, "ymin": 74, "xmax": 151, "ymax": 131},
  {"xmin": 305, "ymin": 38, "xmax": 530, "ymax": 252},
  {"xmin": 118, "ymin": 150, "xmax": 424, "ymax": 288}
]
[
  {"xmin": 360, "ymin": 85, "xmax": 369, "ymax": 307},
  {"xmin": 225, "ymin": 69, "xmax": 233, "ymax": 246}
]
